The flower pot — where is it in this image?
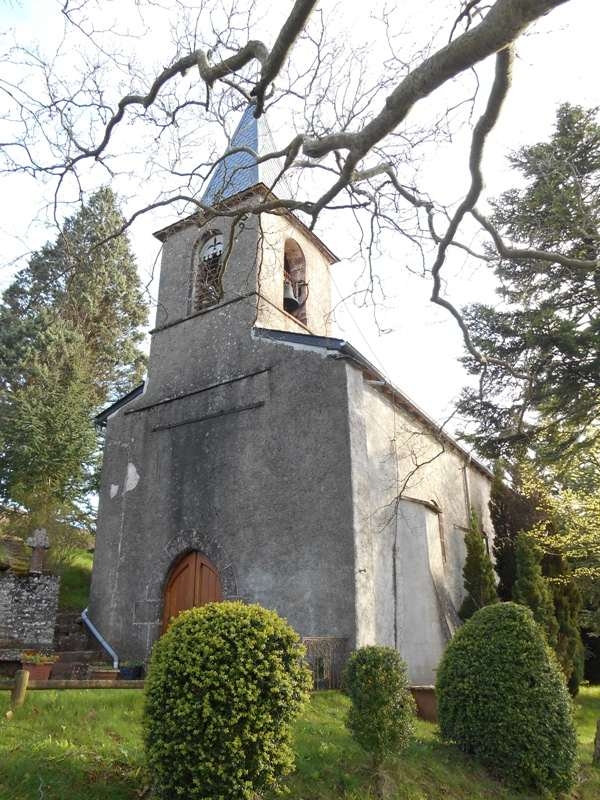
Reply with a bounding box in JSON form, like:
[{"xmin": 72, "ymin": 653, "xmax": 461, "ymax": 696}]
[
  {"xmin": 119, "ymin": 665, "xmax": 143, "ymax": 680},
  {"xmin": 22, "ymin": 662, "xmax": 53, "ymax": 681}
]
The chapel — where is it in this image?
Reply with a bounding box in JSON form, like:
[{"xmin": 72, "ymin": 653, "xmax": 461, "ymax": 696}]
[{"xmin": 89, "ymin": 103, "xmax": 493, "ymax": 686}]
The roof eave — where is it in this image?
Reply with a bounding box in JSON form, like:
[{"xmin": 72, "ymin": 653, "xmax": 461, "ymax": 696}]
[{"xmin": 152, "ymin": 183, "xmax": 339, "ymax": 264}]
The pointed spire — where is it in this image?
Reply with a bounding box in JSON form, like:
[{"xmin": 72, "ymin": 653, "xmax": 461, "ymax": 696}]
[{"xmin": 201, "ymin": 103, "xmax": 291, "ymax": 205}]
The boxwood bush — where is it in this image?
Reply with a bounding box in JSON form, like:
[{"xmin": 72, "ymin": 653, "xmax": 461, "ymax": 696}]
[
  {"xmin": 143, "ymin": 601, "xmax": 312, "ymax": 799},
  {"xmin": 343, "ymin": 645, "xmax": 415, "ymax": 766},
  {"xmin": 436, "ymin": 602, "xmax": 577, "ymax": 794}
]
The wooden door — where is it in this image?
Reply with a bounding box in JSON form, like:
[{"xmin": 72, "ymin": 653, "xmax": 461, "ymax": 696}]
[{"xmin": 162, "ymin": 551, "xmax": 222, "ymax": 632}]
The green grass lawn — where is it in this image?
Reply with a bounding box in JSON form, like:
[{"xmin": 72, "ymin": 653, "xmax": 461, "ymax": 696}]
[
  {"xmin": 0, "ymin": 687, "xmax": 598, "ymax": 800},
  {"xmin": 57, "ymin": 549, "xmax": 94, "ymax": 610}
]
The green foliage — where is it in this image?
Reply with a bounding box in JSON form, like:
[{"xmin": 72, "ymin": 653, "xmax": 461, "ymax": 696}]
[
  {"xmin": 488, "ymin": 460, "xmax": 592, "ymax": 693},
  {"xmin": 0, "ymin": 322, "xmax": 98, "ymax": 509},
  {"xmin": 343, "ymin": 646, "xmax": 415, "ymax": 768},
  {"xmin": 0, "ymin": 187, "xmax": 147, "ymax": 541},
  {"xmin": 437, "ymin": 603, "xmax": 577, "ymax": 795},
  {"xmin": 58, "ymin": 549, "xmax": 94, "ymax": 610},
  {"xmin": 513, "ymin": 533, "xmax": 558, "ymax": 648},
  {"xmin": 143, "ymin": 601, "xmax": 312, "ymax": 800},
  {"xmin": 20, "ymin": 651, "xmax": 59, "ymax": 664},
  {"xmin": 458, "ymin": 104, "xmax": 600, "ymax": 464},
  {"xmin": 489, "ymin": 462, "xmax": 542, "ymax": 600},
  {"xmin": 545, "ymin": 554, "xmax": 585, "ymax": 696},
  {"xmin": 458, "ymin": 510, "xmax": 498, "ymax": 621}
]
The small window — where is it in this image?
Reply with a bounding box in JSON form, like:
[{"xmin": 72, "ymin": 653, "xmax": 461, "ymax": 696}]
[
  {"xmin": 192, "ymin": 232, "xmax": 224, "ymax": 312},
  {"xmin": 283, "ymin": 239, "xmax": 307, "ymax": 324}
]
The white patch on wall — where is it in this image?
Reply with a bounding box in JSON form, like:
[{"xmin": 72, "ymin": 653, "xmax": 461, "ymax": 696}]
[
  {"xmin": 124, "ymin": 463, "xmax": 140, "ymax": 493},
  {"xmin": 110, "ymin": 484, "xmax": 119, "ymax": 499}
]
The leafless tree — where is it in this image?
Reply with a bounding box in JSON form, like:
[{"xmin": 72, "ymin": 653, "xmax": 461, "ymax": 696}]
[{"xmin": 0, "ymin": 0, "xmax": 590, "ymax": 371}]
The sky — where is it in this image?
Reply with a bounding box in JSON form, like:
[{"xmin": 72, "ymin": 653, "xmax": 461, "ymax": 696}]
[{"xmin": 0, "ymin": 0, "xmax": 598, "ymax": 435}]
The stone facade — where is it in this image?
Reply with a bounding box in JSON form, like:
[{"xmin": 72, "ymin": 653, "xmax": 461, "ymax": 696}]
[
  {"xmin": 0, "ymin": 573, "xmax": 60, "ymax": 648},
  {"xmin": 89, "ymin": 105, "xmax": 493, "ymax": 683}
]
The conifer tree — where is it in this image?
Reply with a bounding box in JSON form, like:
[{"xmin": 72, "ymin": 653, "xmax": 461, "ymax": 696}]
[
  {"xmin": 0, "ymin": 188, "xmax": 147, "ymax": 531},
  {"xmin": 545, "ymin": 554, "xmax": 585, "ymax": 695},
  {"xmin": 459, "ymin": 104, "xmax": 600, "ymax": 465},
  {"xmin": 489, "ymin": 462, "xmax": 542, "ymax": 600},
  {"xmin": 459, "ymin": 510, "xmax": 498, "ymax": 621},
  {"xmin": 513, "ymin": 533, "xmax": 558, "ymax": 649}
]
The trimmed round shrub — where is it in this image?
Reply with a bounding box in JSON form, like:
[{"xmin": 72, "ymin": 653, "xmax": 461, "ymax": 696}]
[
  {"xmin": 343, "ymin": 645, "xmax": 416, "ymax": 765},
  {"xmin": 143, "ymin": 601, "xmax": 312, "ymax": 799},
  {"xmin": 436, "ymin": 602, "xmax": 577, "ymax": 794}
]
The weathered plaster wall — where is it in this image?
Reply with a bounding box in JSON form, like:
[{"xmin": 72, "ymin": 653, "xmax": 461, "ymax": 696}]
[
  {"xmin": 89, "ymin": 324, "xmax": 358, "ymax": 661},
  {"xmin": 0, "ymin": 573, "xmax": 59, "ymax": 647},
  {"xmin": 255, "ymin": 212, "xmax": 334, "ymax": 337},
  {"xmin": 153, "ymin": 213, "xmax": 260, "ymax": 331},
  {"xmin": 153, "ymin": 209, "xmax": 333, "ymax": 344},
  {"xmin": 349, "ymin": 375, "xmax": 492, "ymax": 683}
]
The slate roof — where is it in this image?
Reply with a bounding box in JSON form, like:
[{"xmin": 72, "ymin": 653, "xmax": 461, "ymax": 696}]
[{"xmin": 201, "ymin": 103, "xmax": 293, "ymax": 205}]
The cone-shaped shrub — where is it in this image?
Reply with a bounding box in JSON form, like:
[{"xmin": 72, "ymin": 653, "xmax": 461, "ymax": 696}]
[
  {"xmin": 437, "ymin": 602, "xmax": 577, "ymax": 794},
  {"xmin": 143, "ymin": 601, "xmax": 312, "ymax": 799},
  {"xmin": 513, "ymin": 532, "xmax": 558, "ymax": 647},
  {"xmin": 343, "ymin": 645, "xmax": 415, "ymax": 766},
  {"xmin": 458, "ymin": 510, "xmax": 498, "ymax": 621}
]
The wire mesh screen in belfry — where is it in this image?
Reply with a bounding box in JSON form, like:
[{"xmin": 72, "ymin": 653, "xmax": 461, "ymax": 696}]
[
  {"xmin": 194, "ymin": 252, "xmax": 223, "ymax": 311},
  {"xmin": 303, "ymin": 637, "xmax": 349, "ymax": 690}
]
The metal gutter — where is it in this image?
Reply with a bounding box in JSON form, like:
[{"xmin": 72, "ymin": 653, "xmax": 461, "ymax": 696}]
[{"xmin": 95, "ymin": 383, "xmax": 145, "ymax": 427}]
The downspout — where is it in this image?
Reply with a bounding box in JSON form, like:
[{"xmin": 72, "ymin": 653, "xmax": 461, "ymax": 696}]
[
  {"xmin": 462, "ymin": 454, "xmax": 472, "ymax": 523},
  {"xmin": 81, "ymin": 607, "xmax": 119, "ymax": 669}
]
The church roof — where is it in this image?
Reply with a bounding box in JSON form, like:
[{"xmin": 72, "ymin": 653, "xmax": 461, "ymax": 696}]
[{"xmin": 201, "ymin": 103, "xmax": 292, "ymax": 205}]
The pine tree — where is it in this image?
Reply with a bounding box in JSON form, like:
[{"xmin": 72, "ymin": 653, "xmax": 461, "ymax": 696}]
[
  {"xmin": 489, "ymin": 462, "xmax": 542, "ymax": 600},
  {"xmin": 0, "ymin": 188, "xmax": 147, "ymax": 529},
  {"xmin": 513, "ymin": 533, "xmax": 558, "ymax": 649},
  {"xmin": 459, "ymin": 510, "xmax": 498, "ymax": 621},
  {"xmin": 458, "ymin": 104, "xmax": 600, "ymax": 464}
]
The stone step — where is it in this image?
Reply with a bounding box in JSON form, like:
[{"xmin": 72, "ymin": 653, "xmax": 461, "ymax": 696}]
[
  {"xmin": 55, "ymin": 649, "xmax": 106, "ymax": 663},
  {"xmin": 50, "ymin": 662, "xmax": 91, "ymax": 680},
  {"xmin": 55, "ymin": 610, "xmax": 82, "ymax": 624}
]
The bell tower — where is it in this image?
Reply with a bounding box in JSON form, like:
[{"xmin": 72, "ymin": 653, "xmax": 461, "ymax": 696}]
[{"xmin": 150, "ymin": 103, "xmax": 337, "ymax": 344}]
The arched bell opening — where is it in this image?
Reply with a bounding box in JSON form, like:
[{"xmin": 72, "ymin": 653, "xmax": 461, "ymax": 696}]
[
  {"xmin": 190, "ymin": 230, "xmax": 224, "ymax": 313},
  {"xmin": 161, "ymin": 550, "xmax": 222, "ymax": 632},
  {"xmin": 283, "ymin": 239, "xmax": 307, "ymax": 324}
]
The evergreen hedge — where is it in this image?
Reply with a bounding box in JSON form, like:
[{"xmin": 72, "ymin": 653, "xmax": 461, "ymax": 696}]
[
  {"xmin": 437, "ymin": 602, "xmax": 577, "ymax": 795},
  {"xmin": 343, "ymin": 645, "xmax": 415, "ymax": 766},
  {"xmin": 143, "ymin": 601, "xmax": 312, "ymax": 799}
]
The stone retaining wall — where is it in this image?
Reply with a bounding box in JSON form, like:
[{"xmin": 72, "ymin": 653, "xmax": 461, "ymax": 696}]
[{"xmin": 0, "ymin": 573, "xmax": 60, "ymax": 648}]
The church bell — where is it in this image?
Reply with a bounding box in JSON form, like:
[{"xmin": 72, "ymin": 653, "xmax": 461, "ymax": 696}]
[{"xmin": 283, "ymin": 281, "xmax": 300, "ymax": 313}]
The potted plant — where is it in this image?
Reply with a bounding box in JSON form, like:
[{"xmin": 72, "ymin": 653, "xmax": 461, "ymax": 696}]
[
  {"xmin": 88, "ymin": 662, "xmax": 119, "ymax": 681},
  {"xmin": 119, "ymin": 661, "xmax": 144, "ymax": 680},
  {"xmin": 20, "ymin": 651, "xmax": 59, "ymax": 680}
]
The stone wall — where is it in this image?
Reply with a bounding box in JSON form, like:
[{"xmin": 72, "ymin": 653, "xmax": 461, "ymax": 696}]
[{"xmin": 0, "ymin": 573, "xmax": 60, "ymax": 648}]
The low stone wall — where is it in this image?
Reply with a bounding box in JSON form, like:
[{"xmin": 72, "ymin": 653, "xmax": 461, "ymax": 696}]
[{"xmin": 0, "ymin": 573, "xmax": 60, "ymax": 648}]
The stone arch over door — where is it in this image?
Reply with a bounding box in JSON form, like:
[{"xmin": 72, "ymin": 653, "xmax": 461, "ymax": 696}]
[
  {"xmin": 162, "ymin": 551, "xmax": 222, "ymax": 632},
  {"xmin": 162, "ymin": 529, "xmax": 238, "ymax": 598},
  {"xmin": 134, "ymin": 528, "xmax": 238, "ymax": 636}
]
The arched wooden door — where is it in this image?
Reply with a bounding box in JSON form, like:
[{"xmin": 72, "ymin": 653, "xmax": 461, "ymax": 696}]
[{"xmin": 162, "ymin": 552, "xmax": 222, "ymax": 632}]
